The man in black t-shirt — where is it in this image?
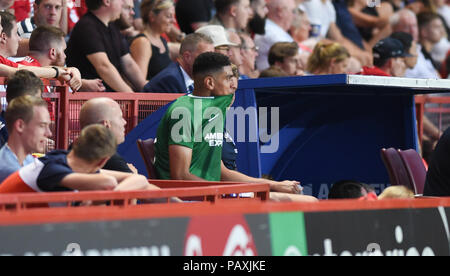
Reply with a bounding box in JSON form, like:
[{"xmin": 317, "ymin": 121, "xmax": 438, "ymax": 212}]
[
  {"xmin": 66, "ymin": 0, "xmax": 145, "ymax": 92},
  {"xmin": 176, "ymin": 0, "xmax": 214, "ymax": 34},
  {"xmin": 424, "ymin": 127, "xmax": 450, "ymax": 197},
  {"xmin": 79, "ymin": 97, "xmax": 134, "ymax": 173}
]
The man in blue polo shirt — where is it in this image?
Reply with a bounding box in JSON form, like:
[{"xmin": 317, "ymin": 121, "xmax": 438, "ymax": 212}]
[{"xmin": 0, "ymin": 95, "xmax": 51, "ymax": 183}]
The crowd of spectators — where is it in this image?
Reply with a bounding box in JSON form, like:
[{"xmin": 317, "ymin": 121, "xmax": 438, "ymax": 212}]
[
  {"xmin": 0, "ymin": 0, "xmax": 449, "ymax": 200},
  {"xmin": 0, "ymin": 0, "xmax": 445, "ymax": 87}
]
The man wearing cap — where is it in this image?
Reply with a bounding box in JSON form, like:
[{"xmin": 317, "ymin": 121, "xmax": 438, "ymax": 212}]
[
  {"xmin": 360, "ymin": 37, "xmax": 410, "ymax": 77},
  {"xmin": 195, "ymin": 25, "xmax": 239, "ymax": 55}
]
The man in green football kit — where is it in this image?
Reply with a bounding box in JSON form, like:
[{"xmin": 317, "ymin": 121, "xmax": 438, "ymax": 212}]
[{"xmin": 155, "ymin": 52, "xmax": 317, "ymax": 202}]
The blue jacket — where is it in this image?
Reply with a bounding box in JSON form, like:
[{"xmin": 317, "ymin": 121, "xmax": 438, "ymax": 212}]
[{"xmin": 143, "ymin": 62, "xmax": 188, "ymax": 93}]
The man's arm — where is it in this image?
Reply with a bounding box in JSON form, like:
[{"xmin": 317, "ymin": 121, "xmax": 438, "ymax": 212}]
[
  {"xmin": 120, "ymin": 53, "xmax": 146, "ymax": 92},
  {"xmin": 60, "ymin": 0, "xmax": 68, "ymax": 34},
  {"xmin": 16, "ymin": 64, "xmax": 71, "ymax": 80},
  {"xmin": 87, "ymin": 52, "xmax": 134, "ymax": 92},
  {"xmin": 169, "ymin": 144, "xmax": 205, "ymax": 181},
  {"xmin": 101, "ymin": 169, "xmax": 158, "ymax": 191},
  {"xmin": 59, "ymin": 173, "xmax": 118, "ymax": 191},
  {"xmin": 220, "ymin": 162, "xmax": 302, "ymax": 194},
  {"xmin": 327, "ymin": 23, "xmax": 373, "ymax": 66}
]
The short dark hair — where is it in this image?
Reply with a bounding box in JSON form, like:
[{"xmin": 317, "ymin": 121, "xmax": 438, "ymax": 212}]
[
  {"xmin": 5, "ymin": 95, "xmax": 48, "ymax": 133},
  {"xmin": 73, "ymin": 124, "xmax": 117, "ymax": 162},
  {"xmin": 0, "ymin": 11, "xmax": 16, "ymax": 37},
  {"xmin": 180, "ymin": 33, "xmax": 213, "ymax": 55},
  {"xmin": 215, "ymin": 0, "xmax": 240, "ymax": 15},
  {"xmin": 268, "ymin": 42, "xmax": 299, "ymax": 66},
  {"xmin": 6, "ymin": 70, "xmax": 44, "ymax": 103},
  {"xmin": 328, "ymin": 180, "xmax": 366, "ymax": 199},
  {"xmin": 193, "ymin": 52, "xmax": 231, "ymax": 78},
  {"xmin": 417, "ymin": 12, "xmax": 441, "ymax": 29},
  {"xmin": 85, "ymin": 0, "xmax": 104, "ymax": 11},
  {"xmin": 29, "ymin": 26, "xmax": 65, "ymax": 53},
  {"xmin": 374, "ymin": 57, "xmax": 390, "ymax": 68},
  {"xmin": 259, "ymin": 66, "xmax": 288, "ymax": 78}
]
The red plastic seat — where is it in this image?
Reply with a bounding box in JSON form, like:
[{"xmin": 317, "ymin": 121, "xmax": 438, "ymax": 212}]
[
  {"xmin": 380, "ymin": 148, "xmax": 415, "ymax": 192},
  {"xmin": 137, "ymin": 138, "xmax": 158, "ymax": 179},
  {"xmin": 398, "ymin": 149, "xmax": 427, "ymax": 195}
]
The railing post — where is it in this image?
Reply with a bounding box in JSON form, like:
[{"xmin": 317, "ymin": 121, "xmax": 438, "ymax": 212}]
[{"xmin": 58, "ymin": 84, "xmax": 70, "ymax": 150}]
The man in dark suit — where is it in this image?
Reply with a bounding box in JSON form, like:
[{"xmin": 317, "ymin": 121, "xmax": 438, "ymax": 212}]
[{"xmin": 143, "ymin": 33, "xmax": 214, "ymax": 93}]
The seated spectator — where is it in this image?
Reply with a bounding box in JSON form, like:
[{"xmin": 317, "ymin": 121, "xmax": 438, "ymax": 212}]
[
  {"xmin": 260, "ymin": 42, "xmax": 303, "ymax": 77},
  {"xmin": 17, "ymin": 0, "xmax": 68, "ymax": 38},
  {"xmin": 0, "ymin": 12, "xmax": 78, "ymax": 87},
  {"xmin": 66, "ymin": 0, "xmax": 145, "ymax": 92},
  {"xmin": 0, "ymin": 124, "xmax": 156, "ymax": 193},
  {"xmin": 210, "ymin": 0, "xmax": 253, "ymax": 31},
  {"xmin": 175, "ymin": 0, "xmax": 214, "ymax": 34},
  {"xmin": 115, "ymin": 0, "xmax": 140, "ymax": 41},
  {"xmin": 418, "ymin": 12, "xmax": 447, "ymax": 71},
  {"xmin": 424, "ymin": 127, "xmax": 450, "ymax": 196},
  {"xmin": 306, "ymin": 41, "xmax": 350, "ymax": 75},
  {"xmin": 19, "ymin": 26, "xmax": 105, "ymax": 92},
  {"xmin": 391, "ymin": 9, "xmax": 441, "ymax": 78},
  {"xmin": 391, "ymin": 9, "xmax": 420, "ymax": 41},
  {"xmin": 154, "ymin": 52, "xmax": 317, "ymax": 202},
  {"xmin": 143, "ymin": 33, "xmax": 214, "ymax": 93},
  {"xmin": 290, "ymin": 9, "xmax": 315, "ymax": 53},
  {"xmin": 239, "ymin": 32, "xmax": 260, "ymax": 78},
  {"xmin": 129, "ymin": 0, "xmax": 175, "ymax": 80},
  {"xmin": 195, "ymin": 25, "xmax": 239, "ymax": 56},
  {"xmin": 0, "ymin": 70, "xmax": 46, "ymax": 149},
  {"xmin": 226, "ymin": 30, "xmax": 244, "ymax": 74},
  {"xmin": 431, "ymin": 16, "xmax": 450, "ymax": 68},
  {"xmin": 254, "ymin": 0, "xmax": 296, "ymax": 71},
  {"xmin": 328, "ymin": 180, "xmax": 378, "ymax": 200},
  {"xmin": 361, "ymin": 37, "xmax": 410, "ymax": 76},
  {"xmin": 79, "ymin": 97, "xmax": 136, "ymax": 173},
  {"xmin": 248, "ymin": 0, "xmax": 268, "ymax": 35},
  {"xmin": 378, "ymin": 185, "xmax": 415, "ymax": 199},
  {"xmin": 0, "ymin": 95, "xmax": 51, "ymax": 183}
]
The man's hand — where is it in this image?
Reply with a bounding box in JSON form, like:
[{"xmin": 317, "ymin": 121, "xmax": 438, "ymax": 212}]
[
  {"xmin": 80, "ymin": 79, "xmax": 106, "ymax": 92},
  {"xmin": 270, "ymin": 180, "xmax": 303, "ymax": 194},
  {"xmin": 65, "ymin": 67, "xmax": 83, "ymax": 91}
]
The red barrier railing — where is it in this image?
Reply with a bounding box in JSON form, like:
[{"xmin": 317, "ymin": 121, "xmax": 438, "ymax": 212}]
[
  {"xmin": 416, "ymin": 95, "xmax": 450, "ymax": 144},
  {"xmin": 0, "ymin": 182, "xmax": 270, "ymax": 212},
  {"xmin": 58, "ymin": 92, "xmax": 183, "ymax": 149},
  {"xmin": 0, "ymin": 78, "xmax": 183, "ymax": 151}
]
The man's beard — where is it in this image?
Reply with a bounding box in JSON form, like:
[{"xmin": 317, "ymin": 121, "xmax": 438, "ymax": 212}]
[
  {"xmin": 248, "ymin": 13, "xmax": 266, "ymax": 35},
  {"xmin": 115, "ymin": 16, "xmax": 132, "ymax": 31}
]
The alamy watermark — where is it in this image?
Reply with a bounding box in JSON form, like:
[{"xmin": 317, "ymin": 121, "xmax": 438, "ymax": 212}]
[
  {"xmin": 170, "ymin": 99, "xmax": 280, "ymax": 153},
  {"xmin": 367, "ymin": 0, "xmax": 381, "ymax": 8}
]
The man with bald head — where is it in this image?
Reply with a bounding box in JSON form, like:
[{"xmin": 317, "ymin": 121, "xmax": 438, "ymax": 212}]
[
  {"xmin": 79, "ymin": 97, "xmax": 133, "ymax": 173},
  {"xmin": 254, "ymin": 0, "xmax": 297, "ymax": 70}
]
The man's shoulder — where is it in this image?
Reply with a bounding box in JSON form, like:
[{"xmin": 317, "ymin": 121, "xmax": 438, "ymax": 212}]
[
  {"xmin": 17, "ymin": 17, "xmax": 35, "ymax": 37},
  {"xmin": 144, "ymin": 63, "xmax": 185, "ymax": 92}
]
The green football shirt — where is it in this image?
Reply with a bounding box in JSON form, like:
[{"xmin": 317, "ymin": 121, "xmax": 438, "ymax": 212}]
[{"xmin": 154, "ymin": 94, "xmax": 234, "ymax": 181}]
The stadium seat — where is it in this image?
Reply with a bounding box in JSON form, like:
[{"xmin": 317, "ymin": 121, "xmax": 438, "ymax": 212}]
[
  {"xmin": 137, "ymin": 138, "xmax": 158, "ymax": 179},
  {"xmin": 380, "ymin": 148, "xmax": 415, "ymax": 192},
  {"xmin": 398, "ymin": 149, "xmax": 427, "ymax": 195}
]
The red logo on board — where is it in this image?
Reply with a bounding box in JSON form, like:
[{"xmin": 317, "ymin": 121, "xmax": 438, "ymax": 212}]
[{"xmin": 184, "ymin": 215, "xmax": 258, "ymax": 256}]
